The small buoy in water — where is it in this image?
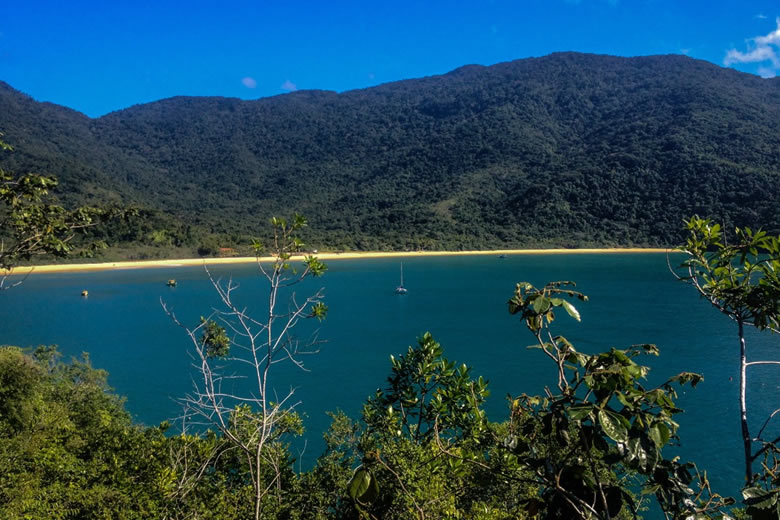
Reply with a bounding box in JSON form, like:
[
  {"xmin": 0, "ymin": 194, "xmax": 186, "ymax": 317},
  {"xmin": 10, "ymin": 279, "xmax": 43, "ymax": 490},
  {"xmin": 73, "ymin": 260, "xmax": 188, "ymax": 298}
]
[
  {"xmin": 167, "ymin": 279, "xmax": 177, "ymax": 287},
  {"xmin": 81, "ymin": 290, "xmax": 88, "ymax": 297}
]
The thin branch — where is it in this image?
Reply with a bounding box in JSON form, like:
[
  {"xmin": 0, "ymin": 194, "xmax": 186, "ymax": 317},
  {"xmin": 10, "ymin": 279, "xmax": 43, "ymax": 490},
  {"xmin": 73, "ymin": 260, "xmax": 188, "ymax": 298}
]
[
  {"xmin": 754, "ymin": 408, "xmax": 780, "ymax": 446},
  {"xmin": 752, "ymin": 433, "xmax": 780, "ymax": 461}
]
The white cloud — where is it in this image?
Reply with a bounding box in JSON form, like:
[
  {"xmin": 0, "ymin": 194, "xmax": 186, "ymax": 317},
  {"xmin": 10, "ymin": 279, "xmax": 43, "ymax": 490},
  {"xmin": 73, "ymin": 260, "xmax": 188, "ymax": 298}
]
[
  {"xmin": 281, "ymin": 80, "xmax": 297, "ymax": 91},
  {"xmin": 755, "ymin": 20, "xmax": 780, "ymax": 46},
  {"xmin": 724, "ymin": 45, "xmax": 779, "ymax": 66},
  {"xmin": 755, "ymin": 14, "xmax": 767, "ymax": 20},
  {"xmin": 724, "ymin": 17, "xmax": 780, "ymax": 76},
  {"xmin": 242, "ymin": 77, "xmax": 257, "ymax": 89}
]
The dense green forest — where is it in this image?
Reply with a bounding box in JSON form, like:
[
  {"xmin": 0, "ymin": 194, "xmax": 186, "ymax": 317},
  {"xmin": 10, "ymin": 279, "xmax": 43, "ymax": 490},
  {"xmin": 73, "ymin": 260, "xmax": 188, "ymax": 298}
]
[
  {"xmin": 2, "ymin": 53, "xmax": 779, "ymax": 258},
  {"xmin": 0, "ymin": 339, "xmax": 713, "ymax": 520}
]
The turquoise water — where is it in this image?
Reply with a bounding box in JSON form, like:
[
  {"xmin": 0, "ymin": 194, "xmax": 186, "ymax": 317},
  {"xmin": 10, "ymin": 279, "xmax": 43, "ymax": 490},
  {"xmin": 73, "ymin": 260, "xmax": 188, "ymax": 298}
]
[{"xmin": 1, "ymin": 253, "xmax": 777, "ymax": 501}]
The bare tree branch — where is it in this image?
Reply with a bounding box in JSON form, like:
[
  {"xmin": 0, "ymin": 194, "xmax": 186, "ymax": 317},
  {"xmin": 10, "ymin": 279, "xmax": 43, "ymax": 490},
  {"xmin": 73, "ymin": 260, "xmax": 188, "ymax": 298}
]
[{"xmin": 163, "ymin": 215, "xmax": 326, "ymax": 520}]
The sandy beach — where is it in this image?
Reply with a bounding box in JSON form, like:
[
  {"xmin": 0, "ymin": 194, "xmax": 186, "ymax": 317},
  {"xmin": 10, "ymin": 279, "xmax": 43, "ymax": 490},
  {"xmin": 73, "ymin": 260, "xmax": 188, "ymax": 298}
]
[{"xmin": 2, "ymin": 248, "xmax": 670, "ymax": 276}]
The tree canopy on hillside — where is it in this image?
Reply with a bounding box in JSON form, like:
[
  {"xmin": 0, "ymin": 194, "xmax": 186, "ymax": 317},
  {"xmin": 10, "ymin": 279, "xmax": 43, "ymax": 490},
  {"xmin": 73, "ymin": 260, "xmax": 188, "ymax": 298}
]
[{"xmin": 1, "ymin": 53, "xmax": 779, "ymax": 253}]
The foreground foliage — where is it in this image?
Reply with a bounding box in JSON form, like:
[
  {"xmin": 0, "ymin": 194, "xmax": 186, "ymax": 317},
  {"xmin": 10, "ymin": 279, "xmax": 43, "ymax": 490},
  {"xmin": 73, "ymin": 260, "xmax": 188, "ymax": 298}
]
[
  {"xmin": 0, "ymin": 289, "xmax": 750, "ymax": 519},
  {"xmin": 0, "ymin": 346, "xmax": 170, "ymax": 519},
  {"xmin": 3, "ymin": 217, "xmax": 779, "ymax": 518},
  {"xmin": 506, "ymin": 281, "xmax": 734, "ymax": 519},
  {"xmin": 676, "ymin": 217, "xmax": 780, "ymax": 515}
]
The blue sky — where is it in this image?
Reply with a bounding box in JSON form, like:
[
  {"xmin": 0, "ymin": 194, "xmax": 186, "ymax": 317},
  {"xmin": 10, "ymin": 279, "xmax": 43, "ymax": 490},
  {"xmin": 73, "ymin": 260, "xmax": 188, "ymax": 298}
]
[{"xmin": 1, "ymin": 0, "xmax": 778, "ymax": 117}]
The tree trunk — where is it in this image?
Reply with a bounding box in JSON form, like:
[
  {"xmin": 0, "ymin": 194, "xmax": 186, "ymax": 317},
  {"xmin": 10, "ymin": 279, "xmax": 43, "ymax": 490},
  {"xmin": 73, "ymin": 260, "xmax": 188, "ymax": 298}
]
[
  {"xmin": 255, "ymin": 445, "xmax": 262, "ymax": 520},
  {"xmin": 739, "ymin": 318, "xmax": 753, "ymax": 484}
]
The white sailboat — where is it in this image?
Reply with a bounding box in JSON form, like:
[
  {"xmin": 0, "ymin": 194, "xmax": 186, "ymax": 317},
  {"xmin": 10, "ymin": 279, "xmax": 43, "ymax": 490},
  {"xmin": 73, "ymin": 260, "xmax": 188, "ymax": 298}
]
[{"xmin": 395, "ymin": 263, "xmax": 408, "ymax": 294}]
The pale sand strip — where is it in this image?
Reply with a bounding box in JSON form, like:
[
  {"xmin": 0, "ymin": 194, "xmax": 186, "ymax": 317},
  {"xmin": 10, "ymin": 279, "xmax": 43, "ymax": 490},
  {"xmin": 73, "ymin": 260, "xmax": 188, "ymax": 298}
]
[{"xmin": 2, "ymin": 248, "xmax": 670, "ymax": 276}]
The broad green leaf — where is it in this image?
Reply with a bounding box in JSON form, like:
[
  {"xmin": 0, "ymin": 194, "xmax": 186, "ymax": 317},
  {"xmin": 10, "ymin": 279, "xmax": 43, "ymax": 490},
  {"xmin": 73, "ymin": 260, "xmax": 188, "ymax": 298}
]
[
  {"xmin": 743, "ymin": 486, "xmax": 778, "ymax": 513},
  {"xmin": 598, "ymin": 409, "xmax": 628, "ymax": 443},
  {"xmin": 348, "ymin": 468, "xmax": 373, "ymax": 502},
  {"xmin": 649, "ymin": 423, "xmax": 671, "ymax": 448},
  {"xmin": 625, "ymin": 363, "xmax": 643, "ymax": 379},
  {"xmin": 361, "ymin": 473, "xmax": 380, "ymax": 504},
  {"xmin": 626, "ymin": 436, "xmax": 649, "ymax": 470},
  {"xmin": 560, "ymin": 300, "xmax": 581, "ymax": 321},
  {"xmin": 615, "ymin": 391, "xmax": 631, "ymax": 408},
  {"xmin": 532, "ymin": 296, "xmax": 550, "ymax": 314},
  {"xmin": 742, "ymin": 488, "xmax": 761, "ymax": 500},
  {"xmin": 567, "ymin": 404, "xmax": 593, "ymax": 421}
]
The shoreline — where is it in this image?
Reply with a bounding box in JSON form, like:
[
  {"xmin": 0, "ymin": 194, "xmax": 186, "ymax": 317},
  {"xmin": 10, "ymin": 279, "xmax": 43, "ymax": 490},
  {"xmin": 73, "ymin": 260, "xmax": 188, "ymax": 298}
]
[{"xmin": 3, "ymin": 248, "xmax": 671, "ymax": 275}]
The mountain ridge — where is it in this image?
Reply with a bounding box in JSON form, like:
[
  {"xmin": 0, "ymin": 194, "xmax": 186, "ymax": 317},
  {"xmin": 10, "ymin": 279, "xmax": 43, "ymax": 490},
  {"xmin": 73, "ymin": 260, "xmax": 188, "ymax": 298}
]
[{"xmin": 1, "ymin": 52, "xmax": 779, "ymax": 253}]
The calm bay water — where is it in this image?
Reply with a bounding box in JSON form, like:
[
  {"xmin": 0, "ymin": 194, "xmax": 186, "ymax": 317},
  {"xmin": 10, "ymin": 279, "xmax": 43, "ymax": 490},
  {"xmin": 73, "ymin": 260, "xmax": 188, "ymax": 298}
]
[{"xmin": 1, "ymin": 253, "xmax": 778, "ymax": 501}]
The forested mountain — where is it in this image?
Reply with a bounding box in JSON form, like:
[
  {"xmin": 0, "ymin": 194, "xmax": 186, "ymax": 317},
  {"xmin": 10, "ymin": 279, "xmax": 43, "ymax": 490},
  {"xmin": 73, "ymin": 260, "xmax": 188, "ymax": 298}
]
[{"xmin": 2, "ymin": 52, "xmax": 779, "ymax": 253}]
